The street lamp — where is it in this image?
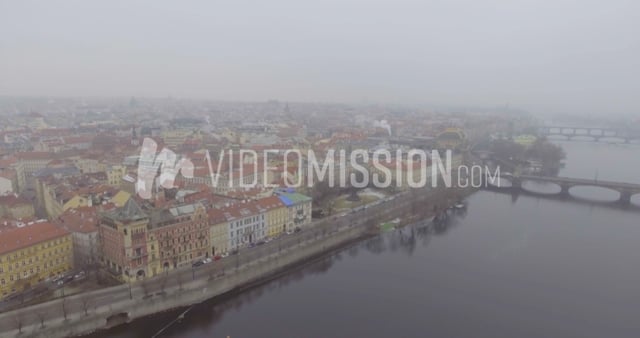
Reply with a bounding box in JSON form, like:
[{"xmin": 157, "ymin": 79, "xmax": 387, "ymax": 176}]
[{"xmin": 125, "ymin": 270, "xmax": 132, "ymax": 300}]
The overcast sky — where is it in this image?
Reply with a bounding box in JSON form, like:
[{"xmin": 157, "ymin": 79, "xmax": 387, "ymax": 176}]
[{"xmin": 1, "ymin": 0, "xmax": 639, "ymax": 115}]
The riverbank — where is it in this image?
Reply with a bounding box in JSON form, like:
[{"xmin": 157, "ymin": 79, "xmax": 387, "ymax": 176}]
[
  {"xmin": 119, "ymin": 231, "xmax": 375, "ymax": 338},
  {"xmin": 84, "ymin": 186, "xmax": 478, "ymax": 338},
  {"xmin": 0, "ymin": 185, "xmax": 477, "ymax": 338}
]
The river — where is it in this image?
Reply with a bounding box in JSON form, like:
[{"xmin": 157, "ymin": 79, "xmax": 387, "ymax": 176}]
[{"xmin": 93, "ymin": 140, "xmax": 640, "ymax": 338}]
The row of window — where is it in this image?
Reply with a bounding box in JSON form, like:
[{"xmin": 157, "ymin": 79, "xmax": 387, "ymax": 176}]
[
  {"xmin": 0, "ymin": 238, "xmax": 70, "ymax": 263},
  {"xmin": 0, "ymin": 246, "xmax": 70, "ymax": 271},
  {"xmin": 0, "ymin": 261, "xmax": 67, "ymax": 284},
  {"xmin": 230, "ymin": 223, "xmax": 266, "ymax": 237},
  {"xmin": 230, "ymin": 215, "xmax": 266, "ymax": 229}
]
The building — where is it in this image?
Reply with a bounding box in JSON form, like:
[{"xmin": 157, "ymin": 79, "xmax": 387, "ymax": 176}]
[
  {"xmin": 57, "ymin": 206, "xmax": 101, "ymax": 268},
  {"xmin": 436, "ymin": 127, "xmax": 467, "ymax": 150},
  {"xmin": 275, "ymin": 191, "xmax": 312, "ymax": 232},
  {"xmin": 99, "ymin": 199, "xmax": 150, "ymax": 281},
  {"xmin": 0, "ymin": 169, "xmax": 17, "ymax": 196},
  {"xmin": 514, "ymin": 134, "xmax": 538, "ymax": 147},
  {"xmin": 225, "ymin": 202, "xmax": 267, "ymax": 250},
  {"xmin": 106, "ymin": 165, "xmax": 127, "ymax": 187},
  {"xmin": 149, "ymin": 202, "xmax": 209, "ymax": 273},
  {"xmin": 0, "ymin": 195, "xmax": 35, "ymax": 219},
  {"xmin": 99, "ymin": 199, "xmax": 209, "ymax": 281},
  {"xmin": 207, "ymin": 208, "xmax": 229, "ymax": 256},
  {"xmin": 259, "ymin": 196, "xmax": 288, "ymax": 238},
  {"xmin": 14, "ymin": 152, "xmax": 54, "ymax": 192},
  {"xmin": 0, "ymin": 221, "xmax": 73, "ymax": 299}
]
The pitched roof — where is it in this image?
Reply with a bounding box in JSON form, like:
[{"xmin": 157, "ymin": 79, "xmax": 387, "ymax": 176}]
[
  {"xmin": 103, "ymin": 198, "xmax": 148, "ymax": 222},
  {"xmin": 0, "ymin": 222, "xmax": 69, "ymax": 256},
  {"xmin": 57, "ymin": 206, "xmax": 99, "ymax": 234},
  {"xmin": 0, "ymin": 195, "xmax": 31, "ymax": 207},
  {"xmin": 254, "ymin": 195, "xmax": 286, "ymax": 211},
  {"xmin": 277, "ymin": 192, "xmax": 312, "ymax": 206}
]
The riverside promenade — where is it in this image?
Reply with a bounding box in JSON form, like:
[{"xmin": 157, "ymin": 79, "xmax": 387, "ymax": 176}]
[{"xmin": 0, "ymin": 185, "xmax": 473, "ymax": 338}]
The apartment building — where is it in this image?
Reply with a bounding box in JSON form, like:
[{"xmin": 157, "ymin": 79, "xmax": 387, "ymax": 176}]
[
  {"xmin": 0, "ymin": 221, "xmax": 73, "ymax": 299},
  {"xmin": 99, "ymin": 199, "xmax": 209, "ymax": 281}
]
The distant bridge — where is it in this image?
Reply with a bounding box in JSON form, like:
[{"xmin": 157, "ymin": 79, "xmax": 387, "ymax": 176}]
[
  {"xmin": 538, "ymin": 126, "xmax": 640, "ymax": 143},
  {"xmin": 487, "ymin": 174, "xmax": 640, "ymax": 205}
]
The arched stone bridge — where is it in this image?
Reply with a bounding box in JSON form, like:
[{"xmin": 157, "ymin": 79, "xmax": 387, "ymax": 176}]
[
  {"xmin": 538, "ymin": 126, "xmax": 640, "ymax": 143},
  {"xmin": 496, "ymin": 174, "xmax": 640, "ymax": 205}
]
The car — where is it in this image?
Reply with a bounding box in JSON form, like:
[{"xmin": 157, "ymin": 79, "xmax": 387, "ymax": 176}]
[
  {"xmin": 265, "ymin": 237, "xmax": 273, "ymax": 243},
  {"xmin": 230, "ymin": 249, "xmax": 239, "ymax": 255},
  {"xmin": 248, "ymin": 242, "xmax": 256, "ymax": 248},
  {"xmin": 294, "ymin": 227, "xmax": 302, "ymax": 233},
  {"xmin": 203, "ymin": 257, "xmax": 213, "ymax": 264},
  {"xmin": 285, "ymin": 230, "xmax": 293, "ymax": 235},
  {"xmin": 214, "ymin": 255, "xmax": 222, "ymax": 261},
  {"xmin": 256, "ymin": 240, "xmax": 266, "ymax": 245},
  {"xmin": 192, "ymin": 260, "xmax": 204, "ymax": 268},
  {"xmin": 221, "ymin": 252, "xmax": 230, "ymax": 258}
]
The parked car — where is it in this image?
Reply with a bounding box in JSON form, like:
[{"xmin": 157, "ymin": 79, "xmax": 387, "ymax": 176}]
[
  {"xmin": 203, "ymin": 257, "xmax": 213, "ymax": 264},
  {"xmin": 294, "ymin": 227, "xmax": 302, "ymax": 233},
  {"xmin": 192, "ymin": 260, "xmax": 204, "ymax": 268},
  {"xmin": 221, "ymin": 252, "xmax": 230, "ymax": 258},
  {"xmin": 214, "ymin": 255, "xmax": 222, "ymax": 261},
  {"xmin": 256, "ymin": 240, "xmax": 266, "ymax": 246},
  {"xmin": 230, "ymin": 249, "xmax": 239, "ymax": 255}
]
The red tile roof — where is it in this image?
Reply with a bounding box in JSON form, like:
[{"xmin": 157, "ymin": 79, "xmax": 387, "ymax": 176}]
[
  {"xmin": 0, "ymin": 222, "xmax": 69, "ymax": 256},
  {"xmin": 57, "ymin": 206, "xmax": 99, "ymax": 234},
  {"xmin": 14, "ymin": 152, "xmax": 53, "ymax": 161},
  {"xmin": 0, "ymin": 195, "xmax": 30, "ymax": 207}
]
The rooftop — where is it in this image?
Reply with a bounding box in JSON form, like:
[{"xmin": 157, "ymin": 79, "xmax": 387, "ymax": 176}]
[{"xmin": 0, "ymin": 221, "xmax": 69, "ymax": 256}]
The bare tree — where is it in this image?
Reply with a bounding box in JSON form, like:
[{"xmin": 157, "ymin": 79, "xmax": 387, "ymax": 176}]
[
  {"xmin": 141, "ymin": 279, "xmax": 151, "ymax": 298},
  {"xmin": 80, "ymin": 294, "xmax": 93, "ymax": 316},
  {"xmin": 175, "ymin": 273, "xmax": 184, "ymax": 291},
  {"xmin": 208, "ymin": 267, "xmax": 216, "ymax": 281},
  {"xmin": 61, "ymin": 297, "xmax": 69, "ymax": 321},
  {"xmin": 35, "ymin": 310, "xmax": 47, "ymax": 329},
  {"xmin": 13, "ymin": 313, "xmax": 24, "ymax": 334},
  {"xmin": 159, "ymin": 273, "xmax": 168, "ymax": 295}
]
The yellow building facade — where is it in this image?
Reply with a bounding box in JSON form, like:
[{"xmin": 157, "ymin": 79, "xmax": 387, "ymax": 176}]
[
  {"xmin": 266, "ymin": 204, "xmax": 288, "ymax": 237},
  {"xmin": 0, "ymin": 222, "xmax": 73, "ymax": 299}
]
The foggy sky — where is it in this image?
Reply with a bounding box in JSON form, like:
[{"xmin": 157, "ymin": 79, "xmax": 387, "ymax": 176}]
[{"xmin": 1, "ymin": 0, "xmax": 639, "ymax": 115}]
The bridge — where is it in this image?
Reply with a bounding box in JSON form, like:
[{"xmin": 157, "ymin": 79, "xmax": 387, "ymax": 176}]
[
  {"xmin": 488, "ymin": 174, "xmax": 640, "ymax": 205},
  {"xmin": 538, "ymin": 126, "xmax": 640, "ymax": 143}
]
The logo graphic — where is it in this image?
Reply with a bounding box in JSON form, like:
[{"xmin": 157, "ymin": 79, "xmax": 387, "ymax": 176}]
[
  {"xmin": 136, "ymin": 138, "xmax": 194, "ymax": 199},
  {"xmin": 135, "ymin": 137, "xmax": 497, "ymax": 198}
]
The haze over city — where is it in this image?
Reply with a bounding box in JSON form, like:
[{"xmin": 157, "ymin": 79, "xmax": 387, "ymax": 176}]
[
  {"xmin": 1, "ymin": 2, "xmax": 640, "ymax": 338},
  {"xmin": 2, "ymin": 0, "xmax": 640, "ymax": 115}
]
